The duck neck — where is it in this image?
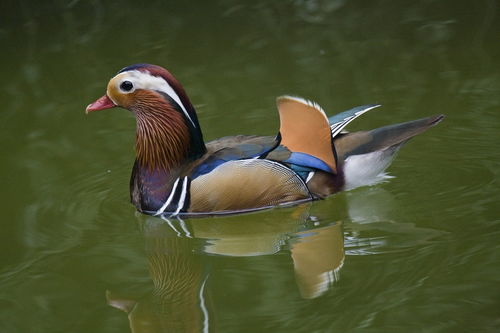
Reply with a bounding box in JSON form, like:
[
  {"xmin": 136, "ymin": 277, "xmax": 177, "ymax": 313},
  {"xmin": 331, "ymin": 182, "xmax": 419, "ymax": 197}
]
[
  {"xmin": 131, "ymin": 100, "xmax": 206, "ymax": 212},
  {"xmin": 135, "ymin": 101, "xmax": 206, "ymax": 173}
]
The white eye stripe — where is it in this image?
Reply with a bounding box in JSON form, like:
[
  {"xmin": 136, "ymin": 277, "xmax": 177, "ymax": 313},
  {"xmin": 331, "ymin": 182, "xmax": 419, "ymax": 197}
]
[{"xmin": 116, "ymin": 70, "xmax": 196, "ymax": 128}]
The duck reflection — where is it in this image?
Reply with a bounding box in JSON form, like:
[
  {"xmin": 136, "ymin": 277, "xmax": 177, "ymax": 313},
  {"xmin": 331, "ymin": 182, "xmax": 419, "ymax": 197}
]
[
  {"xmin": 291, "ymin": 222, "xmax": 344, "ymax": 299},
  {"xmin": 107, "ymin": 223, "xmax": 212, "ymax": 333},
  {"xmin": 107, "ymin": 204, "xmax": 344, "ymax": 332}
]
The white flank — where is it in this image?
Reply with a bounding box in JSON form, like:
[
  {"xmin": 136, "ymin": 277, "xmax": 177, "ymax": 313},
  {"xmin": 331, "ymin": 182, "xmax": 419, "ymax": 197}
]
[
  {"xmin": 154, "ymin": 177, "xmax": 180, "ymax": 216},
  {"xmin": 343, "ymin": 148, "xmax": 398, "ymax": 191}
]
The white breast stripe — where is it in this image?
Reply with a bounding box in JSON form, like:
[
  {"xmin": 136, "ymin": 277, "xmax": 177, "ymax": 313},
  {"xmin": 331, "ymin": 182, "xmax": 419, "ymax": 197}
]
[
  {"xmin": 154, "ymin": 177, "xmax": 180, "ymax": 216},
  {"xmin": 172, "ymin": 177, "xmax": 189, "ymax": 216}
]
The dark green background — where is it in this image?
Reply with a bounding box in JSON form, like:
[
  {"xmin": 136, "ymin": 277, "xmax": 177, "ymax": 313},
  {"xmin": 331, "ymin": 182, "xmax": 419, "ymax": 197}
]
[{"xmin": 0, "ymin": 1, "xmax": 499, "ymax": 332}]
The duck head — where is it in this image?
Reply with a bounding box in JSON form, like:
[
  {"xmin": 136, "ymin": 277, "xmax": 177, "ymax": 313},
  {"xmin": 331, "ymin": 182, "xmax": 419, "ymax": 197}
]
[{"xmin": 86, "ymin": 64, "xmax": 206, "ymax": 171}]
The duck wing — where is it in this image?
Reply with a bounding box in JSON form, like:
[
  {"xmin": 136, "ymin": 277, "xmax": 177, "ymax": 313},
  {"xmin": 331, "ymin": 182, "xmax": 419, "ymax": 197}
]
[{"xmin": 191, "ymin": 135, "xmax": 278, "ymax": 178}]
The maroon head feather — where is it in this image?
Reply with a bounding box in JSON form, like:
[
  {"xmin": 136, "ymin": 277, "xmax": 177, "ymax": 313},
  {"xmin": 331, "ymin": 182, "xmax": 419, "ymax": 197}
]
[{"xmin": 117, "ymin": 64, "xmax": 200, "ymax": 128}]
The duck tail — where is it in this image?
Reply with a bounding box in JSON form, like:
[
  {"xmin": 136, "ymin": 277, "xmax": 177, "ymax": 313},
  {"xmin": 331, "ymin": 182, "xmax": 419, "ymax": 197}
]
[{"xmin": 334, "ymin": 114, "xmax": 445, "ymax": 189}]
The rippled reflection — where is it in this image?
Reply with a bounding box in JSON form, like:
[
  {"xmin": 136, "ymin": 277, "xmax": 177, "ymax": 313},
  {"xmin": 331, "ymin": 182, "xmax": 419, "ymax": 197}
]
[
  {"xmin": 107, "ymin": 225, "xmax": 211, "ymax": 333},
  {"xmin": 107, "ymin": 205, "xmax": 345, "ymax": 332},
  {"xmin": 103, "ymin": 184, "xmax": 456, "ymax": 333}
]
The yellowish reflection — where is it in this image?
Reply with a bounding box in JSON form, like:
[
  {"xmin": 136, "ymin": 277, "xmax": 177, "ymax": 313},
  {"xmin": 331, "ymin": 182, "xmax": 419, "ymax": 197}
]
[{"xmin": 107, "ymin": 205, "xmax": 344, "ymax": 332}]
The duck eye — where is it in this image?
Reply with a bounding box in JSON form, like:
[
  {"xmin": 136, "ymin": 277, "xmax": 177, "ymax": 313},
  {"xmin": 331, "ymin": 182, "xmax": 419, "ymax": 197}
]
[{"xmin": 120, "ymin": 80, "xmax": 134, "ymax": 92}]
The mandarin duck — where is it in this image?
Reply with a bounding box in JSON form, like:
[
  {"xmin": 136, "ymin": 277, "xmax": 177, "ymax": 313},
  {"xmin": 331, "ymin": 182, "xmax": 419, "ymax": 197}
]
[{"xmin": 86, "ymin": 64, "xmax": 444, "ymax": 217}]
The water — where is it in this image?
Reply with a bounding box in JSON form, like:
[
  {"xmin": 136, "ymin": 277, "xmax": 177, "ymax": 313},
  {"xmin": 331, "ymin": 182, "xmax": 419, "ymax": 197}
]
[{"xmin": 1, "ymin": 1, "xmax": 499, "ymax": 332}]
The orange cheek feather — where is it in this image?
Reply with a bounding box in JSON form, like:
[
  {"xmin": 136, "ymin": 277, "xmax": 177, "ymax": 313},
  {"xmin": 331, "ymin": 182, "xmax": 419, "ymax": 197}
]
[{"xmin": 107, "ymin": 82, "xmax": 134, "ymax": 109}]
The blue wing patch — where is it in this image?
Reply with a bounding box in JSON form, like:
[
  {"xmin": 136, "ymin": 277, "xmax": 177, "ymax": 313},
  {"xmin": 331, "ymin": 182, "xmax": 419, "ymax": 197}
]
[{"xmin": 284, "ymin": 152, "xmax": 333, "ymax": 173}]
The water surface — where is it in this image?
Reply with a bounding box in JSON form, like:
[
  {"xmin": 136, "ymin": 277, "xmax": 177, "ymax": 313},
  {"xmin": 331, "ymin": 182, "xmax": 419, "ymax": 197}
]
[{"xmin": 0, "ymin": 1, "xmax": 499, "ymax": 332}]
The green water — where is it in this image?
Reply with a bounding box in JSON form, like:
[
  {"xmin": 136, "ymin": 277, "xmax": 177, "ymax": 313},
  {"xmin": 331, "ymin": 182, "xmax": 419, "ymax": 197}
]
[{"xmin": 1, "ymin": 1, "xmax": 499, "ymax": 332}]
